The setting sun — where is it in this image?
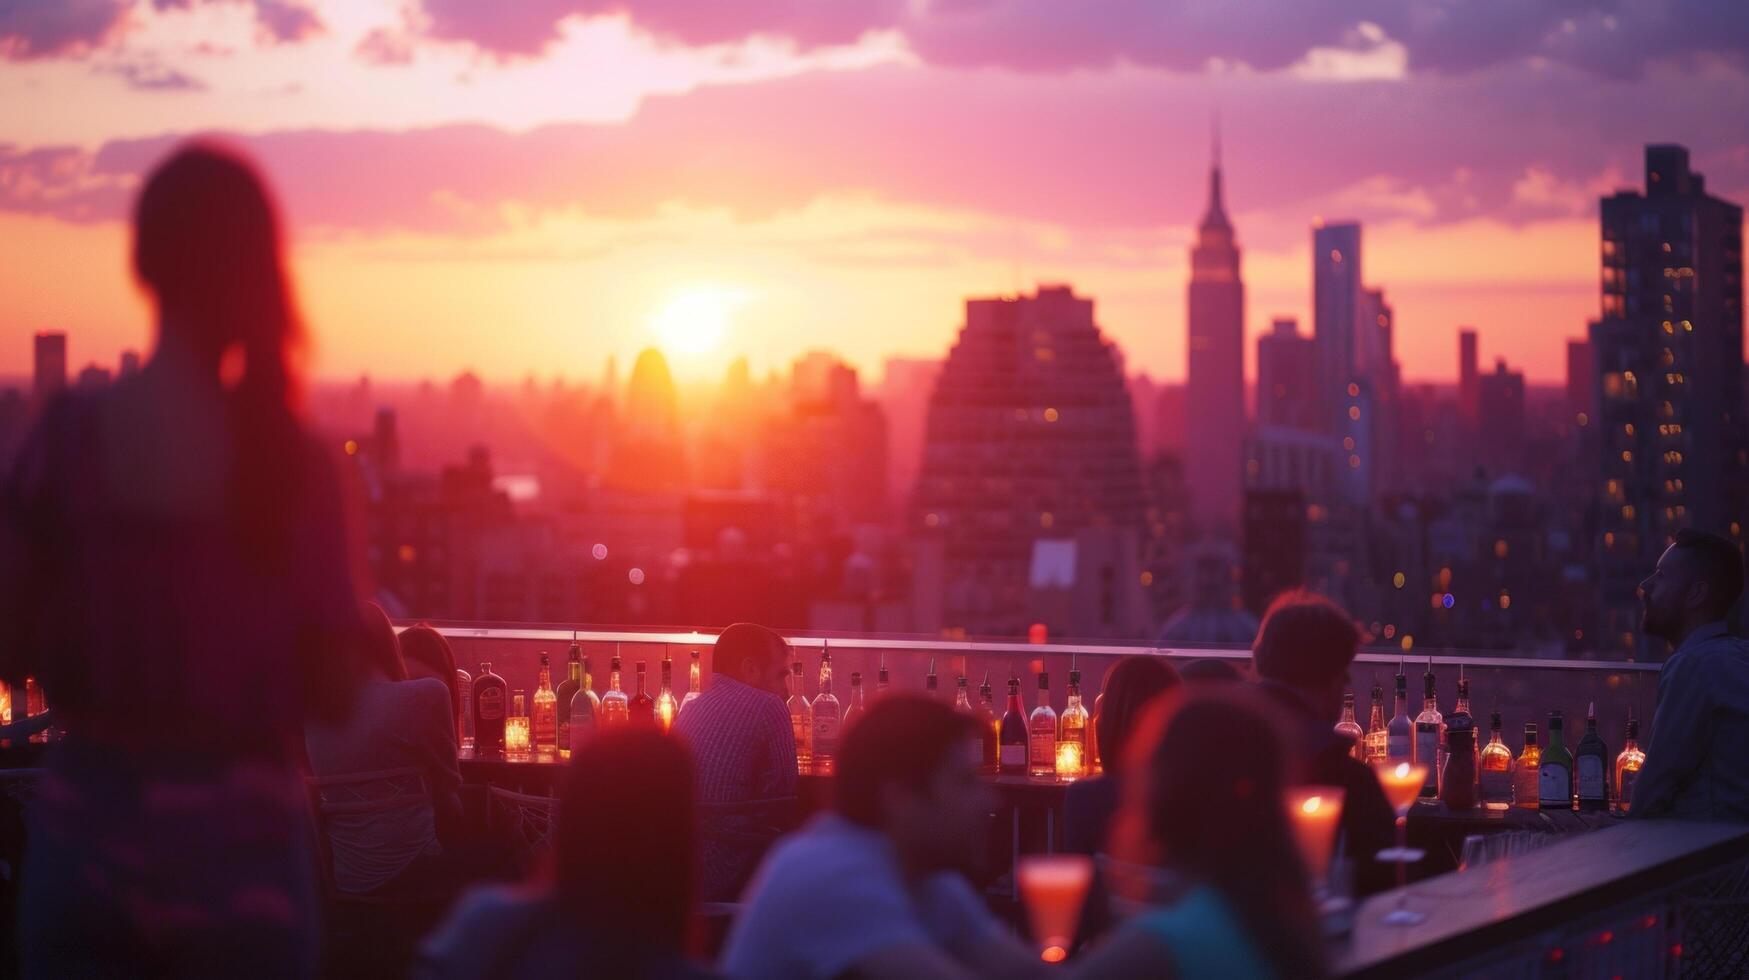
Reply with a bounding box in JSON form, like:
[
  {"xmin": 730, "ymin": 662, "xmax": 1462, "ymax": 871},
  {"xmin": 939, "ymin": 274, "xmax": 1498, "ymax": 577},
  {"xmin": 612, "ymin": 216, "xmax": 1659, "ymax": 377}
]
[{"xmin": 650, "ymin": 288, "xmax": 748, "ymax": 357}]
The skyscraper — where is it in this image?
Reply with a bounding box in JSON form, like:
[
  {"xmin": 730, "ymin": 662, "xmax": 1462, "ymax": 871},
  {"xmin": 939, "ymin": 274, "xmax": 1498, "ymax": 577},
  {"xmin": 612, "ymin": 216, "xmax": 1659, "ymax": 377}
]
[
  {"xmin": 1593, "ymin": 144, "xmax": 1745, "ymax": 656},
  {"xmin": 1257, "ymin": 317, "xmax": 1317, "ymax": 430},
  {"xmin": 1477, "ymin": 358, "xmax": 1526, "ymax": 475},
  {"xmin": 32, "ymin": 332, "xmax": 66, "ymax": 404},
  {"xmin": 1185, "ymin": 134, "xmax": 1246, "ymax": 534},
  {"xmin": 912, "ymin": 285, "xmax": 1146, "ymax": 638},
  {"xmin": 1312, "ymin": 222, "xmax": 1362, "ymax": 432},
  {"xmin": 1458, "ymin": 328, "xmax": 1480, "ymax": 424},
  {"xmin": 1566, "ymin": 338, "xmax": 1594, "ymax": 420}
]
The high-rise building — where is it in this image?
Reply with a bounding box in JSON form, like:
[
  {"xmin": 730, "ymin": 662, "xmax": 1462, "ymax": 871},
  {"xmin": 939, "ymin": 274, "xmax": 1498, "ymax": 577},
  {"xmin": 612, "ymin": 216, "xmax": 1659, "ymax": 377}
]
[
  {"xmin": 912, "ymin": 285, "xmax": 1146, "ymax": 638},
  {"xmin": 32, "ymin": 332, "xmax": 66, "ymax": 404},
  {"xmin": 1313, "ymin": 222, "xmax": 1362, "ymax": 432},
  {"xmin": 1185, "ymin": 135, "xmax": 1246, "ymax": 534},
  {"xmin": 1566, "ymin": 338, "xmax": 1594, "ymax": 421},
  {"xmin": 76, "ymin": 364, "xmax": 112, "ymax": 388},
  {"xmin": 1257, "ymin": 318, "xmax": 1317, "ymax": 430},
  {"xmin": 1458, "ymin": 328, "xmax": 1480, "ymax": 423},
  {"xmin": 119, "ymin": 350, "xmax": 142, "ymax": 378},
  {"xmin": 1477, "ymin": 359, "xmax": 1527, "ymax": 475},
  {"xmin": 1593, "ymin": 144, "xmax": 1745, "ymax": 656}
]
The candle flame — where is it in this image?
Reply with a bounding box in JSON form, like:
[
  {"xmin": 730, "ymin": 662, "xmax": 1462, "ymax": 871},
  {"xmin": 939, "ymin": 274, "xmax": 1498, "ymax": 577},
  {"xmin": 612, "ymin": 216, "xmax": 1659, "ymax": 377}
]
[
  {"xmin": 1301, "ymin": 795, "xmax": 1324, "ymax": 814},
  {"xmin": 1394, "ymin": 762, "xmax": 1412, "ymax": 779},
  {"xmin": 1041, "ymin": 946, "xmax": 1067, "ymax": 963}
]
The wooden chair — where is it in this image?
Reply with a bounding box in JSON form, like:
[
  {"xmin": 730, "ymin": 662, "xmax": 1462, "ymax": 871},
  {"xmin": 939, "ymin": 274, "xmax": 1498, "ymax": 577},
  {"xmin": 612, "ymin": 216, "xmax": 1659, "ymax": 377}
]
[{"xmin": 485, "ymin": 785, "xmax": 558, "ymax": 877}]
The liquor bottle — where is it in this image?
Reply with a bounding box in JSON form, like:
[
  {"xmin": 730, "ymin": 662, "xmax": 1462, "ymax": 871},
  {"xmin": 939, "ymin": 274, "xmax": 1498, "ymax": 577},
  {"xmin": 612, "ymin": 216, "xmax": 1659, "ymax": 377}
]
[
  {"xmin": 1089, "ymin": 691, "xmax": 1104, "ymax": 773},
  {"xmin": 580, "ymin": 654, "xmax": 602, "ymax": 715},
  {"xmin": 843, "ymin": 671, "xmax": 866, "ymax": 731},
  {"xmin": 876, "ymin": 657, "xmax": 890, "ymax": 699},
  {"xmin": 1059, "ymin": 668, "xmax": 1090, "ymax": 778},
  {"xmin": 1451, "ymin": 674, "xmax": 1476, "ymax": 797},
  {"xmin": 1478, "ymin": 709, "xmax": 1514, "ymax": 811},
  {"xmin": 953, "ymin": 676, "xmax": 975, "ymax": 715},
  {"xmin": 1575, "ymin": 702, "xmax": 1609, "ymax": 811},
  {"xmin": 1615, "ymin": 709, "xmax": 1645, "ymax": 814},
  {"xmin": 555, "ymin": 643, "xmax": 582, "ymax": 755},
  {"xmin": 812, "ymin": 649, "xmax": 841, "ymax": 775},
  {"xmin": 0, "ymin": 679, "xmax": 10, "ymax": 725},
  {"xmin": 1514, "ymin": 723, "xmax": 1541, "ymax": 809},
  {"xmin": 1028, "ymin": 672, "xmax": 1058, "ymax": 778},
  {"xmin": 1414, "ymin": 667, "xmax": 1443, "ymax": 798},
  {"xmin": 472, "ymin": 662, "xmax": 507, "ymax": 756},
  {"xmin": 925, "ymin": 658, "xmax": 939, "ymax": 700},
  {"xmin": 600, "ymin": 655, "xmax": 629, "ymax": 728},
  {"xmin": 456, "ymin": 667, "xmax": 475, "ymax": 753},
  {"xmin": 1364, "ymin": 675, "xmax": 1387, "ymax": 764},
  {"xmin": 532, "ymin": 653, "xmax": 558, "ymax": 758},
  {"xmin": 1387, "ymin": 670, "xmax": 1413, "ymax": 762},
  {"xmin": 1440, "ymin": 719, "xmax": 1477, "ymax": 810},
  {"xmin": 506, "ymin": 689, "xmax": 530, "ymax": 760},
  {"xmin": 629, "ymin": 661, "xmax": 656, "ymax": 727},
  {"xmin": 655, "ymin": 655, "xmax": 680, "ymax": 733},
  {"xmin": 1539, "ymin": 710, "xmax": 1573, "ymax": 810},
  {"xmin": 25, "ymin": 677, "xmax": 45, "ymax": 744},
  {"xmin": 1335, "ymin": 692, "xmax": 1364, "ymax": 761},
  {"xmin": 787, "ymin": 660, "xmax": 813, "ymax": 773},
  {"xmin": 999, "ymin": 676, "xmax": 1027, "ymax": 775},
  {"xmin": 679, "ymin": 648, "xmax": 703, "ymax": 715},
  {"xmin": 977, "ymin": 673, "xmax": 999, "ymax": 771},
  {"xmin": 567, "ymin": 664, "xmax": 597, "ymax": 753}
]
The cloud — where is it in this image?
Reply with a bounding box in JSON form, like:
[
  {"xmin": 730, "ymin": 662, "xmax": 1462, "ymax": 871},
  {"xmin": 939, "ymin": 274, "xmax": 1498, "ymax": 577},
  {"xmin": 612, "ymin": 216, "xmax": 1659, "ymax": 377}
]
[
  {"xmin": 0, "ymin": 0, "xmax": 321, "ymax": 59},
  {"xmin": 97, "ymin": 58, "xmax": 209, "ymax": 91},
  {"xmin": 355, "ymin": 26, "xmax": 415, "ymax": 66}
]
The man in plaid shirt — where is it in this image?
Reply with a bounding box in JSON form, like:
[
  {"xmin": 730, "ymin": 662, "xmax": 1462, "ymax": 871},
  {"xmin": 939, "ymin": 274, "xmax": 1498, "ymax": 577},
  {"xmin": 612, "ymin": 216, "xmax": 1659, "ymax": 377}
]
[{"xmin": 673, "ymin": 622, "xmax": 798, "ymax": 901}]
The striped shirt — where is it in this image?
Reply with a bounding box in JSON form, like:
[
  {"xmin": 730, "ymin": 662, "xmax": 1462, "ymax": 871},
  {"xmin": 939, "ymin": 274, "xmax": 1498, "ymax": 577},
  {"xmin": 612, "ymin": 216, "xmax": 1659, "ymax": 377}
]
[{"xmin": 673, "ymin": 675, "xmax": 797, "ymax": 901}]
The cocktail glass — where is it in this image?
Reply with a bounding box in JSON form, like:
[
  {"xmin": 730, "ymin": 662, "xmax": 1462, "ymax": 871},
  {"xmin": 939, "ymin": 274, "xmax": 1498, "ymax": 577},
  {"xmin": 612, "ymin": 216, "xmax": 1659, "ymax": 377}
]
[
  {"xmin": 1018, "ymin": 854, "xmax": 1094, "ymax": 963},
  {"xmin": 1372, "ymin": 761, "xmax": 1429, "ymax": 926}
]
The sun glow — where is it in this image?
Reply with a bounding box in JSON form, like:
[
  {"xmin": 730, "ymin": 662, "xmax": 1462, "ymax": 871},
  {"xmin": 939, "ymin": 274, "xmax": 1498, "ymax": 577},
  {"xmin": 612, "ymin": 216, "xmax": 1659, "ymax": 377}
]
[{"xmin": 650, "ymin": 288, "xmax": 749, "ymax": 357}]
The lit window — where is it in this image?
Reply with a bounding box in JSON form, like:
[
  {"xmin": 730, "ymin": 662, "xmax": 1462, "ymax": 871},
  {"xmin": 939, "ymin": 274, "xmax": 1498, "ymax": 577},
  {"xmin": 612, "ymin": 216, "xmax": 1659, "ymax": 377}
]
[
  {"xmin": 1040, "ymin": 512, "xmax": 1054, "ymax": 528},
  {"xmin": 398, "ymin": 544, "xmax": 416, "ymax": 563},
  {"xmin": 1494, "ymin": 539, "xmax": 1508, "ymax": 558},
  {"xmin": 1349, "ymin": 406, "xmax": 1362, "ymax": 421},
  {"xmin": 1577, "ymin": 413, "xmax": 1589, "ymax": 426},
  {"xmin": 1392, "ymin": 571, "xmax": 1406, "ymax": 589},
  {"xmin": 1342, "ymin": 436, "xmax": 1355, "ymax": 451},
  {"xmin": 1348, "ymin": 454, "xmax": 1361, "ymax": 469},
  {"xmin": 1347, "ymin": 382, "xmax": 1360, "ymax": 397},
  {"xmin": 1400, "ymin": 634, "xmax": 1414, "ymax": 652},
  {"xmin": 1044, "ymin": 407, "xmax": 1060, "ymax": 423},
  {"xmin": 1331, "ymin": 249, "xmax": 1342, "ymax": 262},
  {"xmin": 1139, "ymin": 571, "xmax": 1154, "ymax": 587},
  {"xmin": 344, "ymin": 440, "xmax": 360, "ymax": 456}
]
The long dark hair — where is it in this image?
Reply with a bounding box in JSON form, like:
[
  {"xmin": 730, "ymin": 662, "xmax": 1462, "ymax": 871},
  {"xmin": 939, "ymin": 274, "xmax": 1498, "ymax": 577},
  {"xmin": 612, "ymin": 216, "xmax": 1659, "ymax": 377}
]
[
  {"xmin": 1119, "ymin": 688, "xmax": 1326, "ymax": 979},
  {"xmin": 132, "ymin": 141, "xmax": 306, "ymax": 572},
  {"xmin": 398, "ymin": 624, "xmax": 462, "ymax": 737},
  {"xmin": 555, "ymin": 729, "xmax": 697, "ymax": 956},
  {"xmin": 1093, "ymin": 655, "xmax": 1179, "ymax": 770}
]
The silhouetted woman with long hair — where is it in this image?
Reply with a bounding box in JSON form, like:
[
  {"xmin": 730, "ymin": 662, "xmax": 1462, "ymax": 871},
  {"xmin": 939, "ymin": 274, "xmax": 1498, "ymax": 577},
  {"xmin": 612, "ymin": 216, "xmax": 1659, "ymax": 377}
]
[
  {"xmin": 1072, "ymin": 688, "xmax": 1327, "ymax": 980},
  {"xmin": 0, "ymin": 141, "xmax": 362, "ymax": 977}
]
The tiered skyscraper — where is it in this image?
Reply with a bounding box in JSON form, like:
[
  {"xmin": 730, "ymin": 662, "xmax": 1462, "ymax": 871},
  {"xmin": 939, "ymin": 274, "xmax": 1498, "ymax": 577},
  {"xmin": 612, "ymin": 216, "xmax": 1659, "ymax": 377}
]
[
  {"xmin": 1184, "ymin": 134, "xmax": 1245, "ymax": 534},
  {"xmin": 911, "ymin": 285, "xmax": 1146, "ymax": 638},
  {"xmin": 1591, "ymin": 144, "xmax": 1745, "ymax": 656}
]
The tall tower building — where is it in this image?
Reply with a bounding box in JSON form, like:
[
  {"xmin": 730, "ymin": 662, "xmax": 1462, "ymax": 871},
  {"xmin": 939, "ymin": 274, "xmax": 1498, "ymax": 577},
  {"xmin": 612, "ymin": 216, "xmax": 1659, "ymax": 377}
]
[
  {"xmin": 1458, "ymin": 328, "xmax": 1480, "ymax": 424},
  {"xmin": 1257, "ymin": 318, "xmax": 1317, "ymax": 430},
  {"xmin": 32, "ymin": 332, "xmax": 66, "ymax": 405},
  {"xmin": 1312, "ymin": 222, "xmax": 1362, "ymax": 432},
  {"xmin": 1593, "ymin": 144, "xmax": 1745, "ymax": 656},
  {"xmin": 1185, "ymin": 131, "xmax": 1246, "ymax": 534}
]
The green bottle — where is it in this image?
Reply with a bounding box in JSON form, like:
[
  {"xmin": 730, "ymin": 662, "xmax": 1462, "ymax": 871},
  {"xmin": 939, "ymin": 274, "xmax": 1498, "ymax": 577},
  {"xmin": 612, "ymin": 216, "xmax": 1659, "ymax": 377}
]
[{"xmin": 1538, "ymin": 710, "xmax": 1574, "ymax": 810}]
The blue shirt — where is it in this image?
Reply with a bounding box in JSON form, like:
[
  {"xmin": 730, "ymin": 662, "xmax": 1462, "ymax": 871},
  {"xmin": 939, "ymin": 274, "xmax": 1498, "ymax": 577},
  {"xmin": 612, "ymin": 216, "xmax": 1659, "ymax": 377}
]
[
  {"xmin": 1633, "ymin": 621, "xmax": 1749, "ymax": 821},
  {"xmin": 1128, "ymin": 886, "xmax": 1280, "ymax": 980}
]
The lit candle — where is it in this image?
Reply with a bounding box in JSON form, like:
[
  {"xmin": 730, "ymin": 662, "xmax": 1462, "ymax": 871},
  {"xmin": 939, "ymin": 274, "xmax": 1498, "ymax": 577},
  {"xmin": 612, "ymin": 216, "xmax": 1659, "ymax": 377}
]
[
  {"xmin": 1286, "ymin": 786, "xmax": 1346, "ymax": 883},
  {"xmin": 1019, "ymin": 854, "xmax": 1094, "ymax": 962},
  {"xmin": 1055, "ymin": 740, "xmax": 1085, "ymax": 781},
  {"xmin": 1374, "ymin": 761, "xmax": 1429, "ymax": 815}
]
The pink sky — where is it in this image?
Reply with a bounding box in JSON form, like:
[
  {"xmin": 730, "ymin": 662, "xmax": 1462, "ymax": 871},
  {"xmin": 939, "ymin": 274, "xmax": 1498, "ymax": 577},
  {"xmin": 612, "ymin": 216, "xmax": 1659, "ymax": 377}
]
[{"xmin": 3, "ymin": 0, "xmax": 1746, "ymax": 385}]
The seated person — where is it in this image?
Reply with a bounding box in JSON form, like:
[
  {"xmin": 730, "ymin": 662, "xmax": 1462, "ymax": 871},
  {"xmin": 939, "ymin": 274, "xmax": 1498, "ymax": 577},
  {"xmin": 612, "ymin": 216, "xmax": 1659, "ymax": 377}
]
[
  {"xmin": 1178, "ymin": 657, "xmax": 1244, "ymax": 684},
  {"xmin": 419, "ymin": 728, "xmax": 713, "ymax": 979},
  {"xmin": 1064, "ymin": 655, "xmax": 1179, "ymax": 856},
  {"xmin": 671, "ymin": 622, "xmax": 798, "ymax": 902},
  {"xmin": 722, "ymin": 696, "xmax": 1044, "ymax": 980},
  {"xmin": 1071, "ymin": 689, "xmax": 1327, "ymax": 980},
  {"xmin": 304, "ymin": 601, "xmax": 462, "ymax": 895},
  {"xmin": 1633, "ymin": 529, "xmax": 1749, "ymax": 821},
  {"xmin": 399, "ymin": 624, "xmax": 463, "ymax": 747},
  {"xmin": 1250, "ymin": 591, "xmax": 1395, "ymax": 896}
]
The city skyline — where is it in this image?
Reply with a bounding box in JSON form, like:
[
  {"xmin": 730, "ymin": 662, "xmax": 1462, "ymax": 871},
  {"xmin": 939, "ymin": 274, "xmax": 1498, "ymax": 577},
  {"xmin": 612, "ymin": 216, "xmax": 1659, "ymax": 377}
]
[{"xmin": 6, "ymin": 2, "xmax": 1749, "ymax": 384}]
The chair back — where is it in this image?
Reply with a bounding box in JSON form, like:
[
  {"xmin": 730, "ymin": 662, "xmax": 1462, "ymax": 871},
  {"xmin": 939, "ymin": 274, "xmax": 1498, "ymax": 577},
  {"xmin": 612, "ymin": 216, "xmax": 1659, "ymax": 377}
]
[
  {"xmin": 487, "ymin": 785, "xmax": 558, "ymax": 876},
  {"xmin": 305, "ymin": 766, "xmax": 431, "ymax": 899}
]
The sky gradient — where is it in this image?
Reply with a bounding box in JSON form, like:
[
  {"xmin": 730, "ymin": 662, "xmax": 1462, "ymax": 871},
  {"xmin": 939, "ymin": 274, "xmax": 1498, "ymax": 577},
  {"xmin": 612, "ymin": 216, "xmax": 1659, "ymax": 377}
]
[{"xmin": 3, "ymin": 0, "xmax": 1747, "ymax": 385}]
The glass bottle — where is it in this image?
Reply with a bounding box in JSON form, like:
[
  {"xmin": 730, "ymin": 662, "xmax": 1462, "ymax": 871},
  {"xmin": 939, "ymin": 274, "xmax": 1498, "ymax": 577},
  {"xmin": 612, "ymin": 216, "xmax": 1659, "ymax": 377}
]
[
  {"xmin": 581, "ymin": 654, "xmax": 601, "ymax": 715},
  {"xmin": 812, "ymin": 649, "xmax": 841, "ymax": 775},
  {"xmin": 999, "ymin": 676, "xmax": 1027, "ymax": 775},
  {"xmin": 1387, "ymin": 671, "xmax": 1413, "ymax": 762},
  {"xmin": 555, "ymin": 643, "xmax": 582, "ymax": 756},
  {"xmin": 600, "ymin": 655, "xmax": 629, "ymax": 728},
  {"xmin": 1440, "ymin": 721, "xmax": 1477, "ymax": 810},
  {"xmin": 925, "ymin": 658, "xmax": 939, "ymax": 700},
  {"xmin": 1514, "ymin": 723, "xmax": 1541, "ymax": 809},
  {"xmin": 876, "ymin": 658, "xmax": 890, "ymax": 699},
  {"xmin": 953, "ymin": 676, "xmax": 975, "ymax": 715},
  {"xmin": 655, "ymin": 655, "xmax": 680, "ymax": 733},
  {"xmin": 532, "ymin": 652, "xmax": 558, "ymax": 759},
  {"xmin": 679, "ymin": 648, "xmax": 702, "ymax": 715},
  {"xmin": 977, "ymin": 673, "xmax": 999, "ymax": 771},
  {"xmin": 842, "ymin": 672, "xmax": 866, "ymax": 731},
  {"xmin": 506, "ymin": 690, "xmax": 530, "ymax": 760},
  {"xmin": 629, "ymin": 661, "xmax": 656, "ymax": 727},
  {"xmin": 456, "ymin": 666, "xmax": 475, "ymax": 753},
  {"xmin": 567, "ymin": 664, "xmax": 597, "ymax": 753},
  {"xmin": 472, "ymin": 661, "xmax": 507, "ymax": 756},
  {"xmin": 1575, "ymin": 701, "xmax": 1610, "ymax": 811},
  {"xmin": 1059, "ymin": 668, "xmax": 1090, "ymax": 777},
  {"xmin": 1451, "ymin": 675, "xmax": 1475, "ymax": 776},
  {"xmin": 1478, "ymin": 709, "xmax": 1514, "ymax": 811},
  {"xmin": 1028, "ymin": 672, "xmax": 1058, "ymax": 778},
  {"xmin": 1539, "ymin": 710, "xmax": 1573, "ymax": 810},
  {"xmin": 787, "ymin": 660, "xmax": 813, "ymax": 774},
  {"xmin": 1414, "ymin": 667, "xmax": 1443, "ymax": 798},
  {"xmin": 1335, "ymin": 692, "xmax": 1364, "ymax": 761},
  {"xmin": 1615, "ymin": 709, "xmax": 1645, "ymax": 814},
  {"xmin": 1364, "ymin": 675, "xmax": 1387, "ymax": 764}
]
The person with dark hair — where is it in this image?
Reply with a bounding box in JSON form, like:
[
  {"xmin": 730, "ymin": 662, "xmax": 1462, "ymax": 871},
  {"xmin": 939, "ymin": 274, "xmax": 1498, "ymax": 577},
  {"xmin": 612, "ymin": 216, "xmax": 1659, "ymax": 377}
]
[
  {"xmin": 0, "ymin": 141, "xmax": 363, "ymax": 977},
  {"xmin": 1632, "ymin": 529, "xmax": 1749, "ymax": 821},
  {"xmin": 1250, "ymin": 591, "xmax": 1395, "ymax": 895},
  {"xmin": 1179, "ymin": 656, "xmax": 1245, "ymax": 684},
  {"xmin": 305, "ymin": 601, "xmax": 463, "ymax": 894},
  {"xmin": 723, "ymin": 696, "xmax": 1042, "ymax": 980},
  {"xmin": 419, "ymin": 728, "xmax": 714, "ymax": 979},
  {"xmin": 399, "ymin": 624, "xmax": 463, "ymax": 745},
  {"xmin": 1064, "ymin": 656, "xmax": 1179, "ymax": 856},
  {"xmin": 1072, "ymin": 690, "xmax": 1327, "ymax": 980},
  {"xmin": 671, "ymin": 623, "xmax": 798, "ymax": 902}
]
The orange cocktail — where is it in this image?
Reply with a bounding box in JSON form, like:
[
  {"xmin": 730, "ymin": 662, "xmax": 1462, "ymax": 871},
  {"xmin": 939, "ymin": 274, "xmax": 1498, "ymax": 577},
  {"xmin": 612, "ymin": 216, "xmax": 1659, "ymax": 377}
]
[{"xmin": 1018, "ymin": 854, "xmax": 1094, "ymax": 962}]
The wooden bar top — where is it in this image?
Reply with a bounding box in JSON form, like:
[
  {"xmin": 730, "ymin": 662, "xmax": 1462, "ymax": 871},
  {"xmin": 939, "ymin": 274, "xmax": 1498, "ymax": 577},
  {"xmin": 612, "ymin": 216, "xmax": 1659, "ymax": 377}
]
[{"xmin": 1333, "ymin": 820, "xmax": 1749, "ymax": 979}]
